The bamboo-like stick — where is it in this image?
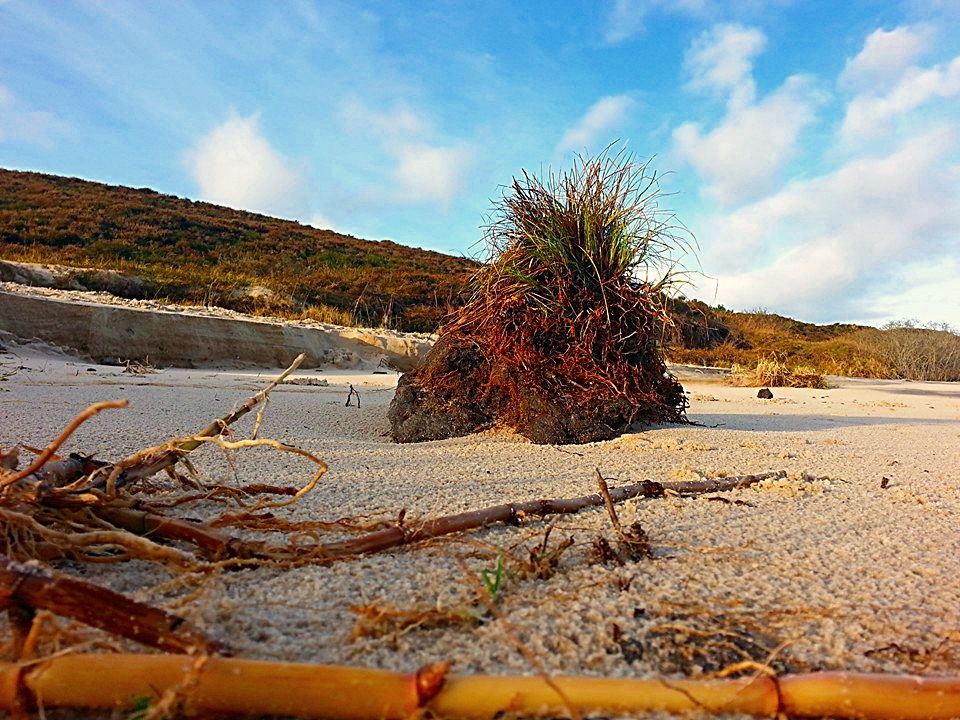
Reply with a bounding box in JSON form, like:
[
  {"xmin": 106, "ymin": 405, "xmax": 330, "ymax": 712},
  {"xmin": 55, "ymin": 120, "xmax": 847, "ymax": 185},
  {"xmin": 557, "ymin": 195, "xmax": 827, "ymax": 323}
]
[
  {"xmin": 778, "ymin": 671, "xmax": 960, "ymax": 719},
  {"xmin": 2, "ymin": 654, "xmax": 958, "ymax": 719}
]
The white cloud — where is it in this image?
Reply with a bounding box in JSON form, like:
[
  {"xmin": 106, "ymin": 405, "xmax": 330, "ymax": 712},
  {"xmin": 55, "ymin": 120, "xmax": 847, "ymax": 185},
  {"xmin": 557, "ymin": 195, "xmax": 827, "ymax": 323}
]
[
  {"xmin": 683, "ymin": 24, "xmax": 766, "ymax": 102},
  {"xmin": 840, "ymin": 55, "xmax": 960, "ymax": 144},
  {"xmin": 556, "ymin": 95, "xmax": 634, "ymax": 154},
  {"xmin": 673, "ymin": 75, "xmax": 819, "ymax": 204},
  {"xmin": 866, "ymin": 257, "xmax": 960, "ymax": 327},
  {"xmin": 692, "ymin": 125, "xmax": 960, "ymax": 323},
  {"xmin": 839, "ymin": 25, "xmax": 933, "ymax": 91},
  {"xmin": 185, "ymin": 112, "xmax": 307, "ymax": 219},
  {"xmin": 308, "ymin": 212, "xmax": 336, "ymax": 231},
  {"xmin": 0, "ymin": 85, "xmax": 67, "ymax": 148}
]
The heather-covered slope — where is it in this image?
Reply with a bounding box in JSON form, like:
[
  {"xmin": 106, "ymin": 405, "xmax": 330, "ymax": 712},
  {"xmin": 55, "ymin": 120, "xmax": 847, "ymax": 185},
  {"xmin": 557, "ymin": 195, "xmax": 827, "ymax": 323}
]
[{"xmin": 0, "ymin": 169, "xmax": 477, "ymax": 331}]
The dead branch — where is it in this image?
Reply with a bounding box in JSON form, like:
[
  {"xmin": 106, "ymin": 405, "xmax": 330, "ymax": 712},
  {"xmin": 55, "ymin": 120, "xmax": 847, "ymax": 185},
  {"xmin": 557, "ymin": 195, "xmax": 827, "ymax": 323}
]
[
  {"xmin": 317, "ymin": 471, "xmax": 784, "ymax": 559},
  {"xmin": 0, "ymin": 401, "xmax": 127, "ymax": 491},
  {"xmin": 0, "ymin": 555, "xmax": 222, "ymax": 655},
  {"xmin": 180, "ymin": 353, "xmax": 305, "ymax": 454},
  {"xmin": 92, "ymin": 506, "xmax": 272, "ymax": 561},
  {"xmin": 81, "ymin": 352, "xmax": 308, "ymax": 496},
  {"xmin": 663, "ymin": 471, "xmax": 786, "ymax": 494},
  {"xmin": 81, "ymin": 471, "xmax": 785, "ymax": 565},
  {"xmin": 595, "ymin": 469, "xmax": 652, "ymax": 561}
]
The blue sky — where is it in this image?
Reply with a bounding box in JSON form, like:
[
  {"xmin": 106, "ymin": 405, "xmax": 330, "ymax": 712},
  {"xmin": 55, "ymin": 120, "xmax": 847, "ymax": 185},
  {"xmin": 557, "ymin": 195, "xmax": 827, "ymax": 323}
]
[{"xmin": 2, "ymin": 1, "xmax": 959, "ymax": 327}]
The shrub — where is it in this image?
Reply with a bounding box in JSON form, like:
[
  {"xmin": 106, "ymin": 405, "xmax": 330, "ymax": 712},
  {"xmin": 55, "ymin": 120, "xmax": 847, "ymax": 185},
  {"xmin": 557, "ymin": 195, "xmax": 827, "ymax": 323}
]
[
  {"xmin": 863, "ymin": 321, "xmax": 960, "ymax": 381},
  {"xmin": 729, "ymin": 357, "xmax": 828, "ymax": 389}
]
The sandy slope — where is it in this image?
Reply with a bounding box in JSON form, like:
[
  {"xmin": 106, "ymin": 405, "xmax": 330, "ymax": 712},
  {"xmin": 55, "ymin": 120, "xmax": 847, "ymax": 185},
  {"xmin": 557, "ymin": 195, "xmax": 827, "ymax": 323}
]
[
  {"xmin": 1, "ymin": 328, "xmax": 959, "ymax": 717},
  {"xmin": 0, "ymin": 282, "xmax": 433, "ymax": 370}
]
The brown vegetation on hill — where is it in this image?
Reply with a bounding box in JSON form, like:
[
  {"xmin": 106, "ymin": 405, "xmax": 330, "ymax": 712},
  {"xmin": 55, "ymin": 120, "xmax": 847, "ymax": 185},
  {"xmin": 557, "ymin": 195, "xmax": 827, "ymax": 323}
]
[
  {"xmin": 667, "ymin": 306, "xmax": 960, "ymax": 381},
  {"xmin": 2, "ymin": 168, "xmax": 957, "ymax": 381},
  {"xmin": 0, "ymin": 169, "xmax": 476, "ymax": 331}
]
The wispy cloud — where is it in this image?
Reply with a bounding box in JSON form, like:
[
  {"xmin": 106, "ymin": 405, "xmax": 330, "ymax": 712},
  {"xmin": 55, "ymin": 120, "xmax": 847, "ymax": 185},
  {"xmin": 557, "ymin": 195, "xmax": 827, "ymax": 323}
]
[
  {"xmin": 839, "ymin": 25, "xmax": 934, "ymax": 91},
  {"xmin": 556, "ymin": 95, "xmax": 634, "ymax": 154},
  {"xmin": 0, "ymin": 85, "xmax": 67, "ymax": 148},
  {"xmin": 338, "ymin": 98, "xmax": 431, "ymax": 140},
  {"xmin": 683, "ymin": 23, "xmax": 766, "ymax": 104},
  {"xmin": 185, "ymin": 112, "xmax": 307, "ymax": 219},
  {"xmin": 867, "ymin": 257, "xmax": 960, "ymax": 327},
  {"xmin": 840, "ymin": 51, "xmax": 960, "ymax": 144},
  {"xmin": 307, "ymin": 212, "xmax": 336, "ymax": 232},
  {"xmin": 336, "ymin": 98, "xmax": 472, "ymax": 206},
  {"xmin": 694, "ymin": 125, "xmax": 960, "ymax": 321},
  {"xmin": 391, "ymin": 143, "xmax": 472, "ymax": 204},
  {"xmin": 603, "ymin": 0, "xmax": 709, "ymax": 45},
  {"xmin": 673, "ymin": 25, "xmax": 820, "ymax": 205}
]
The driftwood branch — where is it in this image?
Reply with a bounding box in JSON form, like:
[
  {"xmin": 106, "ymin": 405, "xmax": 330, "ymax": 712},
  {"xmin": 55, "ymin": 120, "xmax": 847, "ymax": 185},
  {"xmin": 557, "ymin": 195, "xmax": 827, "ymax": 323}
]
[
  {"xmin": 0, "ymin": 401, "xmax": 127, "ymax": 491},
  {"xmin": 95, "ymin": 352, "xmax": 308, "ymax": 493},
  {"xmin": 179, "ymin": 352, "xmax": 305, "ymax": 453},
  {"xmin": 0, "ymin": 354, "xmax": 308, "ymax": 502},
  {"xmin": 0, "ymin": 554, "xmax": 222, "ymax": 655},
  {"xmin": 81, "ymin": 471, "xmax": 787, "ymax": 564},
  {"xmin": 317, "ymin": 470, "xmax": 785, "ymax": 559}
]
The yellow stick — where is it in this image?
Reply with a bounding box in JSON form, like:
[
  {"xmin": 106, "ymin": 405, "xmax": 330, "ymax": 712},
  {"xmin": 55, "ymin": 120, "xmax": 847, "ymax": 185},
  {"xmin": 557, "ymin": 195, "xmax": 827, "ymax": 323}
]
[
  {"xmin": 780, "ymin": 672, "xmax": 960, "ymax": 720},
  {"xmin": 3, "ymin": 654, "xmax": 958, "ymax": 719}
]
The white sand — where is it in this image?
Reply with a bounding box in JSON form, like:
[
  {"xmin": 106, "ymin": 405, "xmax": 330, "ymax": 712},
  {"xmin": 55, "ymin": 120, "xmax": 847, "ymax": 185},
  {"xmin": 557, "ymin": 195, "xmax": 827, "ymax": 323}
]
[{"xmin": 2, "ymin": 329, "xmax": 959, "ymax": 716}]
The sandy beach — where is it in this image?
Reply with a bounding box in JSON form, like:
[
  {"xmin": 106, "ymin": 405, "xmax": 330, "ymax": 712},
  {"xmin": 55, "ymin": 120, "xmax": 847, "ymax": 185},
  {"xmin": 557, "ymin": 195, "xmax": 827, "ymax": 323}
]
[{"xmin": 1, "ymin": 297, "xmax": 959, "ymax": 718}]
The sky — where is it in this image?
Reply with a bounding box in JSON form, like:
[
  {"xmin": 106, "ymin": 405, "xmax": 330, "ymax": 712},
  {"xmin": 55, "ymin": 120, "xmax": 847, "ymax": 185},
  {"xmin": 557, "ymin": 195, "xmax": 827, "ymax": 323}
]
[{"xmin": 1, "ymin": 0, "xmax": 959, "ymax": 328}]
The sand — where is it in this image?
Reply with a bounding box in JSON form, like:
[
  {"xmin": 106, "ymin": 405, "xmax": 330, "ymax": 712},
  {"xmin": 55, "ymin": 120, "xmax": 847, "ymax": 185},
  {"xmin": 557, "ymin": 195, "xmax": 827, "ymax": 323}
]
[{"xmin": 1, "ymin": 303, "xmax": 959, "ymax": 718}]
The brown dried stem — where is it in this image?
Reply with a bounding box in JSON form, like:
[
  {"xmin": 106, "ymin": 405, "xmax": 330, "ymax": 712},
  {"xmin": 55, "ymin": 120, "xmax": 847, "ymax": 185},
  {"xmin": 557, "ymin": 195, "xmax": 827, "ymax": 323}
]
[
  {"xmin": 0, "ymin": 400, "xmax": 128, "ymax": 490},
  {"xmin": 0, "ymin": 554, "xmax": 222, "ymax": 655},
  {"xmin": 84, "ymin": 471, "xmax": 785, "ymax": 565},
  {"xmin": 317, "ymin": 470, "xmax": 783, "ymax": 559}
]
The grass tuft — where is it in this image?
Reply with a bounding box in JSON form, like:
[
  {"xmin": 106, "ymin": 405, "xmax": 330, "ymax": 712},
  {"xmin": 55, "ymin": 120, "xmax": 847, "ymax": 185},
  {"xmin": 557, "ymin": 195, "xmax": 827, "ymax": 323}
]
[
  {"xmin": 406, "ymin": 146, "xmax": 694, "ymax": 442},
  {"xmin": 728, "ymin": 357, "xmax": 828, "ymax": 389}
]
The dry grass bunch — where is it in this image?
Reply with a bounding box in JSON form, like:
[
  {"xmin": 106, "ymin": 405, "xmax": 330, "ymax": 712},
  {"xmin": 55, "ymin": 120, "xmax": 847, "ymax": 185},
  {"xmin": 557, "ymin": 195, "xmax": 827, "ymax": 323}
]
[
  {"xmin": 391, "ymin": 147, "xmax": 693, "ymax": 444},
  {"xmin": 729, "ymin": 357, "xmax": 827, "ymax": 389}
]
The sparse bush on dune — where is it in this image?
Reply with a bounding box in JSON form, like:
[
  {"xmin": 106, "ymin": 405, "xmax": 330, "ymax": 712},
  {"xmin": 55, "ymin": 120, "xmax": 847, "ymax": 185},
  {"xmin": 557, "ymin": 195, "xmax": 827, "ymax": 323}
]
[
  {"xmin": 389, "ymin": 148, "xmax": 693, "ymax": 444},
  {"xmin": 859, "ymin": 320, "xmax": 960, "ymax": 382}
]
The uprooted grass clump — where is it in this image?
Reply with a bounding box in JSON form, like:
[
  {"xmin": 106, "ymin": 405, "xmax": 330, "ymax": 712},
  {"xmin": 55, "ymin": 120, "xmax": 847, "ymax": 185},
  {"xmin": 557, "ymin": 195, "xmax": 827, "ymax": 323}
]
[{"xmin": 390, "ymin": 149, "xmax": 692, "ymax": 445}]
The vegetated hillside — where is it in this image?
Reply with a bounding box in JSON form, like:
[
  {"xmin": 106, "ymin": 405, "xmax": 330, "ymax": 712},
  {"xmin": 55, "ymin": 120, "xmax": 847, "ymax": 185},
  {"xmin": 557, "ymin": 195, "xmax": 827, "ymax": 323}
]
[
  {"xmin": 666, "ymin": 300, "xmax": 960, "ymax": 381},
  {"xmin": 3, "ymin": 169, "xmax": 957, "ymax": 380},
  {"xmin": 0, "ymin": 169, "xmax": 477, "ymax": 331}
]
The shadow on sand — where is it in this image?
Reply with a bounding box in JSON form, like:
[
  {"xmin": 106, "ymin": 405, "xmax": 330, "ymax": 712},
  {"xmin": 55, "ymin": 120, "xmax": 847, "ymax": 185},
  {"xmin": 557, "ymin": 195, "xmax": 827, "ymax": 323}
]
[{"xmin": 666, "ymin": 412, "xmax": 958, "ymax": 432}]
